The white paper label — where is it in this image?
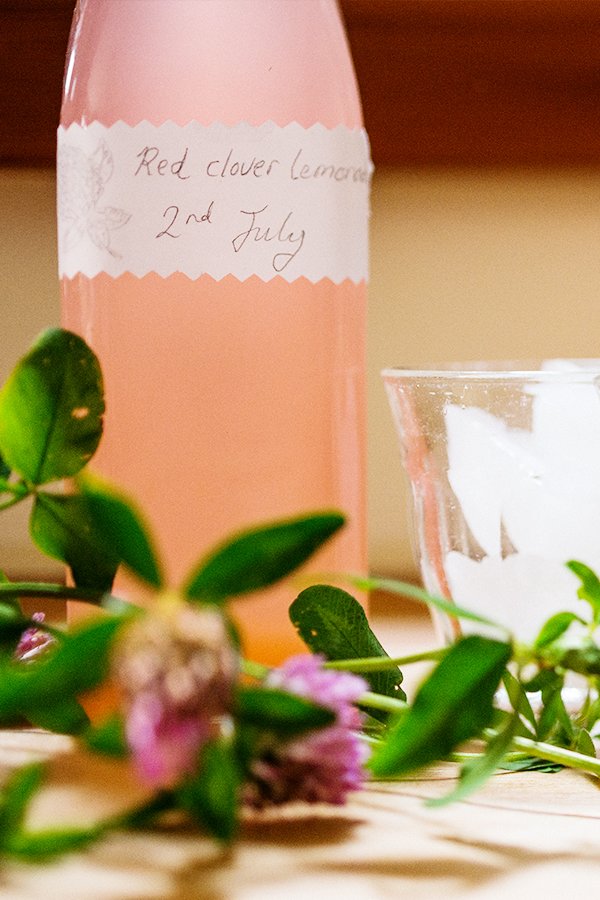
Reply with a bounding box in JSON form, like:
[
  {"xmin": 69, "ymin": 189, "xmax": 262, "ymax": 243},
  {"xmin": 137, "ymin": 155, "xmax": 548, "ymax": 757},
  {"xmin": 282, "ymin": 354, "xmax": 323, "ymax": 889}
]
[{"xmin": 57, "ymin": 121, "xmax": 372, "ymax": 283}]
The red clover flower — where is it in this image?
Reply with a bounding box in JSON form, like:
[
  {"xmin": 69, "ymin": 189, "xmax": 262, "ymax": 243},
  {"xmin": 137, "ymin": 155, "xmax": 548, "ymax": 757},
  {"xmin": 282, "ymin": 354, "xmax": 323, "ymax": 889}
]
[
  {"xmin": 246, "ymin": 653, "xmax": 369, "ymax": 808},
  {"xmin": 113, "ymin": 598, "xmax": 238, "ymax": 788},
  {"xmin": 14, "ymin": 612, "xmax": 56, "ymax": 662}
]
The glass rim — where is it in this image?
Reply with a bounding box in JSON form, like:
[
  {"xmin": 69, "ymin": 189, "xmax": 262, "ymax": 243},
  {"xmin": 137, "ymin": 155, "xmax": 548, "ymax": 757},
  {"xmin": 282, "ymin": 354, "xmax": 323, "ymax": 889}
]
[{"xmin": 381, "ymin": 361, "xmax": 600, "ymax": 382}]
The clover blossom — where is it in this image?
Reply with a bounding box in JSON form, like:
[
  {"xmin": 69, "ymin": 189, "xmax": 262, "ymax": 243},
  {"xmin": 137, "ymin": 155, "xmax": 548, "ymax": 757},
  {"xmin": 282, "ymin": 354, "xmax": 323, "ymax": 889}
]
[
  {"xmin": 113, "ymin": 598, "xmax": 238, "ymax": 788},
  {"xmin": 246, "ymin": 654, "xmax": 369, "ymax": 807},
  {"xmin": 14, "ymin": 612, "xmax": 56, "ymax": 662}
]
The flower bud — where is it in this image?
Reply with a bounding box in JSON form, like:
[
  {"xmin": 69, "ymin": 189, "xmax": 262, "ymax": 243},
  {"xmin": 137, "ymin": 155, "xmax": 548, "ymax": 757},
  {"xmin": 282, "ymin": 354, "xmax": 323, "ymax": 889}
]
[{"xmin": 113, "ymin": 595, "xmax": 237, "ymax": 787}]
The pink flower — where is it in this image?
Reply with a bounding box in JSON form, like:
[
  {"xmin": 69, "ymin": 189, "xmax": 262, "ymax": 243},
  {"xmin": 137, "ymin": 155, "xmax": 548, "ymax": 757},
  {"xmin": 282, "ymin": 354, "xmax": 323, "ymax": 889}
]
[
  {"xmin": 14, "ymin": 612, "xmax": 56, "ymax": 662},
  {"xmin": 246, "ymin": 654, "xmax": 369, "ymax": 808},
  {"xmin": 113, "ymin": 600, "xmax": 237, "ymax": 788}
]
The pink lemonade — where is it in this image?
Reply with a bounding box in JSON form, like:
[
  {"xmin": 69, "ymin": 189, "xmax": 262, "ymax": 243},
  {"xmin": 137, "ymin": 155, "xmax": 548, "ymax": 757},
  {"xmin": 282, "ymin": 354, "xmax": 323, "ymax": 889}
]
[{"xmin": 59, "ymin": 0, "xmax": 369, "ymax": 664}]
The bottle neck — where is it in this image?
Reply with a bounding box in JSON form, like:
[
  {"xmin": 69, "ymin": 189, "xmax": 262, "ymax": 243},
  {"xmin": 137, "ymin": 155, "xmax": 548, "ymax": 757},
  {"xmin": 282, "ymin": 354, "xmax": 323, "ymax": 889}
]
[{"xmin": 61, "ymin": 0, "xmax": 363, "ymax": 130}]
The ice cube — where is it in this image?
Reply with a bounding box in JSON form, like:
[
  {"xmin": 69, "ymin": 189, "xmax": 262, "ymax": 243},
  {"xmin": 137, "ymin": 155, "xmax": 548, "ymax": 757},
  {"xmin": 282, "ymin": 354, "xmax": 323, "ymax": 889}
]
[
  {"xmin": 444, "ymin": 551, "xmax": 585, "ymax": 643},
  {"xmin": 502, "ymin": 473, "xmax": 600, "ymax": 561},
  {"xmin": 532, "ymin": 384, "xmax": 600, "ymax": 472},
  {"xmin": 502, "ymin": 363, "xmax": 600, "ymax": 559},
  {"xmin": 445, "ymin": 404, "xmax": 534, "ymax": 557}
]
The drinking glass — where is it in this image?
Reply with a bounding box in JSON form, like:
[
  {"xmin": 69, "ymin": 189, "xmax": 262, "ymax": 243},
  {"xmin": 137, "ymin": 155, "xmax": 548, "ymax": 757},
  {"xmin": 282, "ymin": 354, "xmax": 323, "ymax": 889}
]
[{"xmin": 382, "ymin": 360, "xmax": 600, "ymax": 645}]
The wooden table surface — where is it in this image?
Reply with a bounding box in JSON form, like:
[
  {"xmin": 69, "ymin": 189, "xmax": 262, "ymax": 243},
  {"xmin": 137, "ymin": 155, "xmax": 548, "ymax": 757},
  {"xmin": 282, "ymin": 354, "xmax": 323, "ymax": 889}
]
[{"xmin": 3, "ymin": 611, "xmax": 600, "ymax": 899}]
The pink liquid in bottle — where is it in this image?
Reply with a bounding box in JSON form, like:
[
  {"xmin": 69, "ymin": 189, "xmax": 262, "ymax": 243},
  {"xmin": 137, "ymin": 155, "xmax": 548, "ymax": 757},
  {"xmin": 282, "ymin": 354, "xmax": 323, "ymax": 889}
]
[{"xmin": 58, "ymin": 0, "xmax": 371, "ymax": 664}]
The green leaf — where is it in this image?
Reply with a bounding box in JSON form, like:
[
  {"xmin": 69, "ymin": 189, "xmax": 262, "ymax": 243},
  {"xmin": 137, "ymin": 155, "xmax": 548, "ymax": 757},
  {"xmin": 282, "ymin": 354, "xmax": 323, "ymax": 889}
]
[
  {"xmin": 30, "ymin": 492, "xmax": 119, "ymax": 592},
  {"xmin": 0, "ymin": 451, "xmax": 11, "ymax": 481},
  {"xmin": 536, "ymin": 672, "xmax": 570, "ymax": 742},
  {"xmin": 236, "ymin": 685, "xmax": 335, "ymax": 737},
  {"xmin": 178, "ymin": 739, "xmax": 240, "ymax": 843},
  {"xmin": 84, "ymin": 713, "xmax": 129, "ymax": 758},
  {"xmin": 522, "ymin": 667, "xmax": 558, "ymax": 694},
  {"xmin": 501, "ymin": 756, "xmax": 563, "ymax": 773},
  {"xmin": 0, "ymin": 592, "xmax": 21, "ymax": 617},
  {"xmin": 118, "ymin": 791, "xmax": 176, "ymax": 830},
  {"xmin": 184, "ymin": 512, "xmax": 345, "ymax": 603},
  {"xmin": 369, "ymin": 635, "xmax": 512, "ymax": 778},
  {"xmin": 0, "ymin": 604, "xmax": 29, "ymax": 652},
  {"xmin": 0, "ymin": 764, "xmax": 43, "ymax": 845},
  {"xmin": 5, "ymin": 826, "xmax": 104, "ymax": 860},
  {"xmin": 0, "ymin": 329, "xmax": 104, "ymax": 485},
  {"xmin": 559, "ymin": 644, "xmax": 600, "ymax": 676},
  {"xmin": 0, "ymin": 604, "xmax": 22, "ymax": 627},
  {"xmin": 0, "ymin": 478, "xmax": 28, "ymax": 502},
  {"xmin": 501, "ymin": 669, "xmax": 536, "ymax": 733},
  {"xmin": 78, "ymin": 475, "xmax": 163, "ymax": 589},
  {"xmin": 0, "ymin": 616, "xmax": 124, "ymax": 723},
  {"xmin": 0, "ymin": 766, "xmax": 98, "ymax": 862},
  {"xmin": 289, "ymin": 585, "xmax": 406, "ymax": 708},
  {"xmin": 26, "ymin": 697, "xmax": 90, "ymax": 736},
  {"xmin": 567, "ymin": 560, "xmax": 600, "ymax": 622},
  {"xmin": 534, "ymin": 611, "xmax": 585, "ymax": 649},
  {"xmin": 573, "ymin": 726, "xmax": 596, "ymax": 758},
  {"xmin": 427, "ymin": 712, "xmax": 519, "ymax": 807},
  {"xmin": 580, "ymin": 694, "xmax": 600, "ymax": 733}
]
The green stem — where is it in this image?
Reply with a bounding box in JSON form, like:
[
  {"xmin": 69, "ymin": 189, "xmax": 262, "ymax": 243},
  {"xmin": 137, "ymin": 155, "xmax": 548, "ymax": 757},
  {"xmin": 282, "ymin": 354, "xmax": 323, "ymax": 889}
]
[
  {"xmin": 0, "ymin": 582, "xmax": 134, "ymax": 615},
  {"xmin": 243, "ymin": 653, "xmax": 411, "ymax": 711},
  {"xmin": 360, "ymin": 733, "xmax": 485, "ymax": 758},
  {"xmin": 484, "ymin": 728, "xmax": 600, "ymax": 777},
  {"xmin": 508, "ymin": 733, "xmax": 600, "ymax": 776},
  {"xmin": 241, "ymin": 659, "xmax": 270, "ymax": 680},
  {"xmin": 324, "ymin": 648, "xmax": 447, "ymax": 673},
  {"xmin": 0, "ymin": 582, "xmax": 103, "ymax": 601},
  {"xmin": 241, "ymin": 660, "xmax": 410, "ymax": 715},
  {"xmin": 359, "ymin": 690, "xmax": 408, "ymax": 714},
  {"xmin": 349, "ymin": 573, "xmax": 507, "ymax": 633},
  {"xmin": 0, "ymin": 493, "xmax": 27, "ymax": 512},
  {"xmin": 360, "ymin": 733, "xmax": 384, "ymax": 747}
]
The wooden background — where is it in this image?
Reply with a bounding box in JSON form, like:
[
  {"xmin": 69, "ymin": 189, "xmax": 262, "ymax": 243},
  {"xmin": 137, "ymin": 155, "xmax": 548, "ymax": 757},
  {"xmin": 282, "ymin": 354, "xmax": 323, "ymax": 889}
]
[{"xmin": 3, "ymin": 0, "xmax": 600, "ymax": 168}]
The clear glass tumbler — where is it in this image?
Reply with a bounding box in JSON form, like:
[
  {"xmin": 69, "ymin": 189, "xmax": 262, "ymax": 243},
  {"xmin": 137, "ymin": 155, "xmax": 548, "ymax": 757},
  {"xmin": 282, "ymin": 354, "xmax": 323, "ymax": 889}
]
[{"xmin": 382, "ymin": 360, "xmax": 600, "ymax": 645}]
